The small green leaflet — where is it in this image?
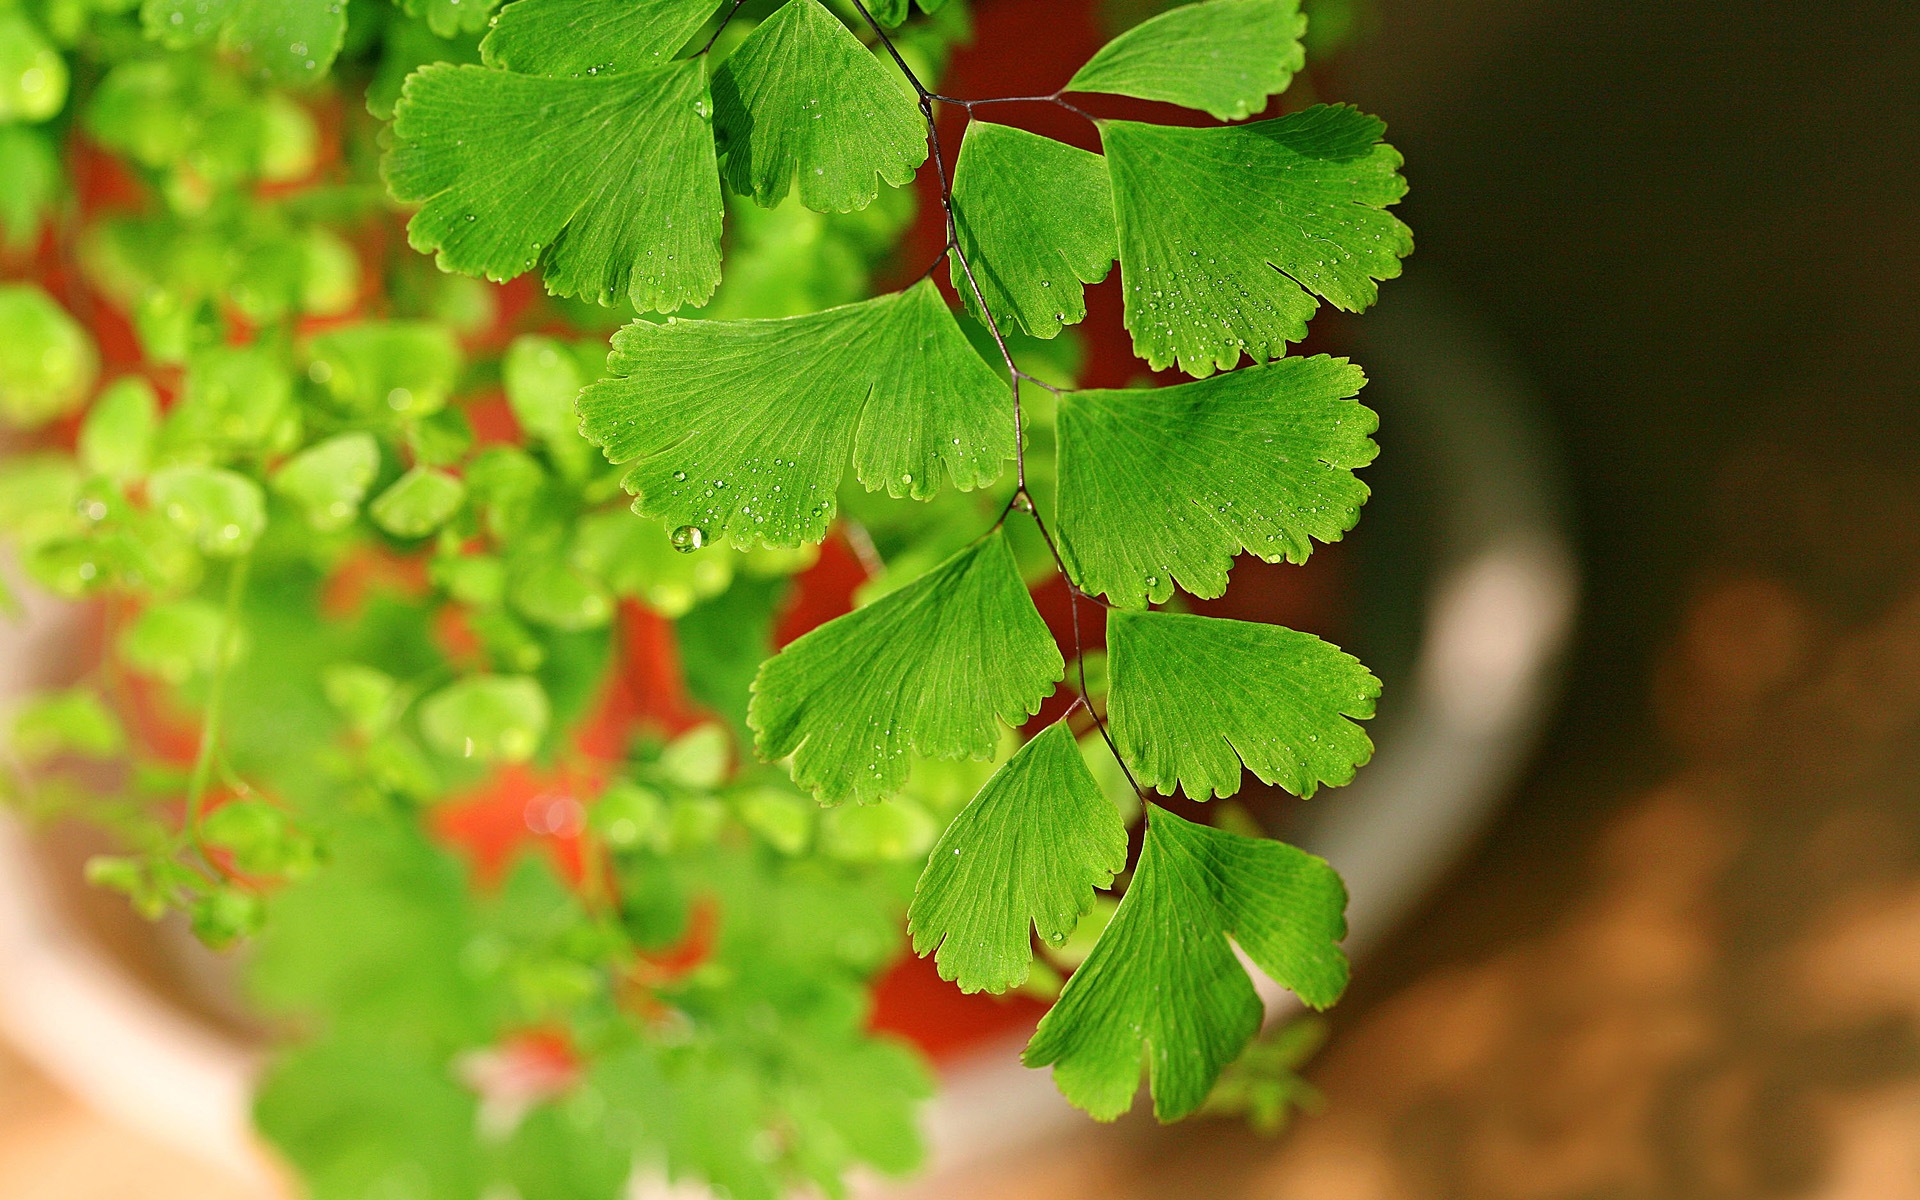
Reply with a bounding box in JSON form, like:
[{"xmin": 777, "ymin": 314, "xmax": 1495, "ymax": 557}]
[
  {"xmin": 748, "ymin": 530, "xmax": 1061, "ymax": 805},
  {"xmin": 864, "ymin": 0, "xmax": 947, "ymax": 27},
  {"xmin": 1067, "ymin": 0, "xmax": 1306, "ymax": 122},
  {"xmin": 369, "ymin": 466, "xmax": 465, "ymax": 539},
  {"xmin": 908, "ymin": 720, "xmax": 1126, "ymax": 993},
  {"xmin": 949, "ymin": 122, "xmax": 1116, "ymax": 339},
  {"xmin": 271, "ymin": 432, "xmax": 379, "ymax": 532},
  {"xmin": 1107, "ymin": 610, "xmax": 1376, "ymax": 800},
  {"xmin": 1024, "ymin": 804, "xmax": 1348, "ymax": 1121},
  {"xmin": 78, "ymin": 377, "xmax": 159, "ymax": 480},
  {"xmin": 386, "ymin": 59, "xmax": 722, "ymax": 313},
  {"xmin": 419, "ymin": 674, "xmax": 550, "ymax": 762},
  {"xmin": 713, "ymin": 0, "xmax": 926, "ymax": 213},
  {"xmin": 479, "ymin": 0, "xmax": 715, "ymax": 77},
  {"xmin": 1056, "ymin": 355, "xmax": 1375, "ymax": 607},
  {"xmin": 577, "ymin": 278, "xmax": 1012, "ymax": 550},
  {"xmin": 1103, "ymin": 104, "xmax": 1411, "ymax": 376},
  {"xmin": 139, "ymin": 0, "xmax": 348, "ymax": 86},
  {"xmin": 149, "ymin": 465, "xmax": 266, "ymax": 556}
]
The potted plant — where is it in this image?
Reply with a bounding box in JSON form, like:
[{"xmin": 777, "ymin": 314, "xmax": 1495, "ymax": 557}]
[{"xmin": 0, "ymin": 0, "xmax": 1574, "ymax": 1195}]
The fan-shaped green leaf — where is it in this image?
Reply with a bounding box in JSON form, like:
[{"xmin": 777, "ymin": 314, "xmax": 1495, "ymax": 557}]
[
  {"xmin": 1057, "ymin": 355, "xmax": 1374, "ymax": 607},
  {"xmin": 272, "ymin": 433, "xmax": 382, "ymax": 532},
  {"xmin": 748, "ymin": 530, "xmax": 1061, "ymax": 805},
  {"xmin": 949, "ymin": 122, "xmax": 1115, "ymax": 339},
  {"xmin": 419, "ymin": 674, "xmax": 549, "ymax": 762},
  {"xmin": 864, "ymin": 0, "xmax": 947, "ymax": 27},
  {"xmin": 1024, "ymin": 804, "xmax": 1348, "ymax": 1121},
  {"xmin": 79, "ymin": 378, "xmax": 160, "ymax": 480},
  {"xmin": 479, "ymin": 0, "xmax": 714, "ymax": 77},
  {"xmin": 1103, "ymin": 104, "xmax": 1410, "ymax": 376},
  {"xmin": 908, "ymin": 721, "xmax": 1126, "ymax": 994},
  {"xmin": 149, "ymin": 465, "xmax": 267, "ymax": 557},
  {"xmin": 1107, "ymin": 610, "xmax": 1376, "ymax": 800},
  {"xmin": 386, "ymin": 59, "xmax": 722, "ymax": 313},
  {"xmin": 140, "ymin": 0, "xmax": 348, "ymax": 86},
  {"xmin": 369, "ymin": 466, "xmax": 465, "ymax": 539},
  {"xmin": 577, "ymin": 278, "xmax": 1012, "ymax": 550},
  {"xmin": 1066, "ymin": 0, "xmax": 1305, "ymax": 122},
  {"xmin": 0, "ymin": 284, "xmax": 95, "ymax": 429},
  {"xmin": 713, "ymin": 0, "xmax": 925, "ymax": 213}
]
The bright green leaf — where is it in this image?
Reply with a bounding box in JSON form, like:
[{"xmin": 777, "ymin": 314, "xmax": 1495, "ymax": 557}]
[
  {"xmin": 1107, "ymin": 610, "xmax": 1376, "ymax": 800},
  {"xmin": 949, "ymin": 121, "xmax": 1115, "ymax": 339},
  {"xmin": 1103, "ymin": 105, "xmax": 1411, "ymax": 376},
  {"xmin": 149, "ymin": 465, "xmax": 268, "ymax": 556},
  {"xmin": 165, "ymin": 345, "xmax": 297, "ymax": 461},
  {"xmin": 1067, "ymin": 0, "xmax": 1305, "ymax": 121},
  {"xmin": 577, "ymin": 278, "xmax": 1012, "ymax": 549},
  {"xmin": 140, "ymin": 0, "xmax": 349, "ymax": 85},
  {"xmin": 321, "ymin": 663, "xmax": 398, "ymax": 735},
  {"xmin": 571, "ymin": 508, "xmax": 734, "ymax": 617},
  {"xmin": 479, "ymin": 0, "xmax": 715, "ymax": 76},
  {"xmin": 659, "ymin": 723, "xmax": 730, "ymax": 789},
  {"xmin": 0, "ymin": 284, "xmax": 96, "ymax": 429},
  {"xmin": 0, "ymin": 12, "xmax": 67, "ymax": 122},
  {"xmin": 908, "ymin": 721, "xmax": 1127, "ymax": 994},
  {"xmin": 418, "ymin": 674, "xmax": 549, "ymax": 762},
  {"xmin": 369, "ymin": 466, "xmax": 465, "ymax": 538},
  {"xmin": 749, "ymin": 530, "xmax": 1061, "ymax": 805},
  {"xmin": 0, "ymin": 125, "xmax": 59, "ymax": 250},
  {"xmin": 306, "ymin": 321, "xmax": 461, "ymax": 418},
  {"xmin": 864, "ymin": 0, "xmax": 947, "ymax": 26},
  {"xmin": 500, "ymin": 334, "xmax": 586, "ymax": 447},
  {"xmin": 202, "ymin": 799, "xmax": 314, "ymax": 877},
  {"xmin": 386, "ymin": 59, "xmax": 723, "ymax": 313},
  {"xmin": 508, "ymin": 557, "xmax": 615, "ymax": 631},
  {"xmin": 713, "ymin": 0, "xmax": 926, "ymax": 213},
  {"xmin": 1024, "ymin": 804, "xmax": 1347, "ymax": 1121},
  {"xmin": 120, "ymin": 598, "xmax": 231, "ymax": 683},
  {"xmin": 9, "ymin": 689, "xmax": 125, "ymax": 762},
  {"xmin": 1056, "ymin": 355, "xmax": 1374, "ymax": 607},
  {"xmin": 271, "ymin": 432, "xmax": 381, "ymax": 532},
  {"xmin": 79, "ymin": 377, "xmax": 161, "ymax": 480},
  {"xmin": 819, "ymin": 799, "xmax": 937, "ymax": 862}
]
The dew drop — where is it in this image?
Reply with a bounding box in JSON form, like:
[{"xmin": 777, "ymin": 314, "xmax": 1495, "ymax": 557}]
[{"xmin": 669, "ymin": 525, "xmax": 707, "ymax": 553}]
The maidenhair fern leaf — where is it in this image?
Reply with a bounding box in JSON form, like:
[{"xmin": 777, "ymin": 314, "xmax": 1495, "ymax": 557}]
[
  {"xmin": 748, "ymin": 530, "xmax": 1061, "ymax": 805},
  {"xmin": 140, "ymin": 0, "xmax": 348, "ymax": 86},
  {"xmin": 949, "ymin": 122, "xmax": 1116, "ymax": 339},
  {"xmin": 386, "ymin": 59, "xmax": 722, "ymax": 313},
  {"xmin": 713, "ymin": 0, "xmax": 926, "ymax": 213},
  {"xmin": 1103, "ymin": 104, "xmax": 1411, "ymax": 376},
  {"xmin": 864, "ymin": 0, "xmax": 947, "ymax": 27},
  {"xmin": 576, "ymin": 278, "xmax": 1012, "ymax": 550},
  {"xmin": 1066, "ymin": 0, "xmax": 1306, "ymax": 122},
  {"xmin": 1056, "ymin": 354, "xmax": 1375, "ymax": 607},
  {"xmin": 1024, "ymin": 804, "xmax": 1347, "ymax": 1121},
  {"xmin": 479, "ymin": 0, "xmax": 716, "ymax": 76},
  {"xmin": 1107, "ymin": 610, "xmax": 1377, "ymax": 800},
  {"xmin": 908, "ymin": 721, "xmax": 1127, "ymax": 993}
]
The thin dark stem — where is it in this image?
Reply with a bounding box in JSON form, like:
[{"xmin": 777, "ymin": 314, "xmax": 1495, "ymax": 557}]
[
  {"xmin": 850, "ymin": 0, "xmax": 1141, "ymax": 799},
  {"xmin": 847, "ymin": 0, "xmax": 930, "ymax": 98},
  {"xmin": 930, "ymin": 91, "xmax": 1098, "ymax": 124},
  {"xmin": 698, "ymin": 0, "xmax": 750, "ymax": 55}
]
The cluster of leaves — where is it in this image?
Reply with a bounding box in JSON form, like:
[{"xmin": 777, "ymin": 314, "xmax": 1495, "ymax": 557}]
[{"xmin": 0, "ymin": 0, "xmax": 1409, "ymax": 1194}]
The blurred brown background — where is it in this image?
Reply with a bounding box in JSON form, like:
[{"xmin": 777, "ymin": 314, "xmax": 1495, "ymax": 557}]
[{"xmin": 5, "ymin": 0, "xmax": 1919, "ymax": 1196}]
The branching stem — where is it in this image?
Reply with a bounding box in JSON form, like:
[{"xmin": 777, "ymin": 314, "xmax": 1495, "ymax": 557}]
[{"xmin": 851, "ymin": 1, "xmax": 1146, "ymax": 802}]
